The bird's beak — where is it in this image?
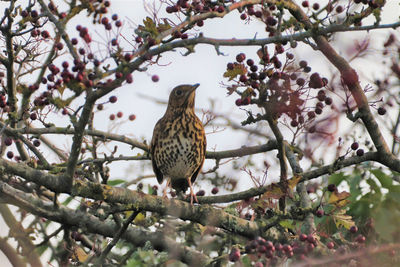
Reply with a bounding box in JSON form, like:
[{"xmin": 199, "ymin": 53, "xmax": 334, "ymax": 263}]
[{"xmin": 191, "ymin": 83, "xmax": 200, "ymax": 92}]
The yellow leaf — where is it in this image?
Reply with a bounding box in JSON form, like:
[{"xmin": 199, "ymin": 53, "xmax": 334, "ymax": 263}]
[
  {"xmin": 133, "ymin": 212, "xmax": 146, "ymax": 226},
  {"xmin": 72, "ymin": 246, "xmax": 88, "ymax": 262},
  {"xmin": 142, "ymin": 17, "xmax": 159, "ymax": 36},
  {"xmin": 288, "ymin": 175, "xmax": 302, "ymax": 190},
  {"xmin": 329, "ymin": 191, "xmax": 351, "ymax": 207},
  {"xmin": 262, "ymin": 184, "xmax": 285, "ymax": 199},
  {"xmin": 332, "ymin": 209, "xmax": 355, "ymax": 230},
  {"xmin": 223, "ymin": 63, "xmax": 247, "ymax": 81}
]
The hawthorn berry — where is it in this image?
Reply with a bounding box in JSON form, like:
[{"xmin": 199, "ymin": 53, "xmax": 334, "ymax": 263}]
[
  {"xmin": 109, "ymin": 114, "xmax": 115, "ymax": 120},
  {"xmin": 129, "ymin": 114, "xmax": 136, "ymax": 121},
  {"xmin": 356, "ymin": 148, "xmax": 364, "ymax": 156},
  {"xmin": 236, "ymin": 53, "xmax": 246, "ymax": 62},
  {"xmin": 4, "ymin": 137, "xmax": 12, "ymax": 146},
  {"xmin": 6, "ymin": 151, "xmax": 14, "ymax": 159},
  {"xmin": 229, "ymin": 247, "xmax": 240, "ymax": 262},
  {"xmin": 315, "ymin": 209, "xmax": 324, "ymax": 217},
  {"xmin": 151, "ymin": 75, "xmax": 159, "ymax": 82},
  {"xmin": 126, "ymin": 74, "xmax": 133, "ymax": 84},
  {"xmin": 109, "ymin": 96, "xmax": 117, "ymax": 103},
  {"xmin": 211, "ymin": 187, "xmax": 219, "ymax": 194},
  {"xmin": 196, "ymin": 190, "xmax": 205, "ymax": 196},
  {"xmin": 350, "ymin": 225, "xmax": 358, "ymax": 233},
  {"xmin": 117, "ymin": 111, "xmax": 123, "ymax": 118},
  {"xmin": 299, "ymin": 234, "xmax": 307, "ymax": 242},
  {"xmin": 33, "ymin": 139, "xmax": 41, "ymax": 147},
  {"xmin": 378, "ymin": 107, "xmax": 386, "ymax": 115},
  {"xmin": 351, "ymin": 142, "xmax": 359, "ymax": 150},
  {"xmin": 30, "ymin": 113, "xmax": 37, "ymax": 120},
  {"xmin": 355, "ymin": 234, "xmax": 366, "ymax": 243},
  {"xmin": 327, "ymin": 184, "xmax": 337, "ymax": 192}
]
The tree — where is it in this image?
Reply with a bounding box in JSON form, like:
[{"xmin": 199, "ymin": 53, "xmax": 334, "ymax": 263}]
[{"xmin": 0, "ymin": 0, "xmax": 399, "ymax": 266}]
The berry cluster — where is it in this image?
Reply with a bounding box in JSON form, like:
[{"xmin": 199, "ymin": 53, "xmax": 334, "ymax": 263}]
[{"xmin": 226, "ymin": 47, "xmax": 331, "ymax": 133}]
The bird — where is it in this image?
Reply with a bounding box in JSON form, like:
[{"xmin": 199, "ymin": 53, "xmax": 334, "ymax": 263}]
[{"xmin": 150, "ymin": 83, "xmax": 206, "ymax": 204}]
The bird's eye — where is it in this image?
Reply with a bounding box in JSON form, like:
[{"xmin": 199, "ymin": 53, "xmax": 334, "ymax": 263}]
[{"xmin": 175, "ymin": 89, "xmax": 183, "ymax": 96}]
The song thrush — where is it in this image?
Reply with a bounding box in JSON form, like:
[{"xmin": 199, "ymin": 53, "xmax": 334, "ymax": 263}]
[{"xmin": 150, "ymin": 84, "xmax": 206, "ymax": 204}]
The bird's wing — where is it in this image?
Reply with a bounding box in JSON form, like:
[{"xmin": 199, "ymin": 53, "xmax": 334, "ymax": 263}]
[
  {"xmin": 190, "ymin": 125, "xmax": 206, "ymax": 183},
  {"xmin": 150, "ymin": 119, "xmax": 164, "ymax": 184}
]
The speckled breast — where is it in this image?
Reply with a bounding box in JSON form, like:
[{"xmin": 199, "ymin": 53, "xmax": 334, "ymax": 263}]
[{"xmin": 153, "ymin": 113, "xmax": 205, "ymax": 180}]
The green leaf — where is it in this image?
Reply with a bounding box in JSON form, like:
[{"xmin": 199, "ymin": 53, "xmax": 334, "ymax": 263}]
[
  {"xmin": 107, "ymin": 179, "xmax": 126, "ymax": 186},
  {"xmin": 328, "ymin": 172, "xmax": 346, "ymax": 186},
  {"xmin": 366, "ymin": 178, "xmax": 381, "ymax": 195},
  {"xmin": 279, "ymin": 219, "xmax": 296, "ymax": 230},
  {"xmin": 370, "ymin": 169, "xmax": 393, "ymax": 189}
]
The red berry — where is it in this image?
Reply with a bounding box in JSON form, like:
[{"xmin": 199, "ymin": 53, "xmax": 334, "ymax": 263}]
[
  {"xmin": 302, "ymin": 1, "xmax": 309, "ymax": 8},
  {"xmin": 30, "ymin": 113, "xmax": 37, "ymax": 120},
  {"xmin": 151, "ymin": 75, "xmax": 159, "ymax": 82},
  {"xmin": 115, "ymin": 72, "xmax": 123, "ymax": 79},
  {"xmin": 377, "ymin": 107, "xmax": 386, "ymax": 115},
  {"xmin": 71, "ymin": 38, "xmax": 78, "ymax": 45},
  {"xmin": 109, "ymin": 96, "xmax": 117, "ymax": 103},
  {"xmin": 21, "ymin": 10, "xmax": 28, "ymax": 17},
  {"xmin": 325, "ymin": 97, "xmax": 333, "ymax": 105},
  {"xmin": 33, "ymin": 139, "xmax": 41, "ymax": 147},
  {"xmin": 101, "ymin": 17, "xmax": 109, "ymax": 25},
  {"xmin": 236, "ymin": 53, "xmax": 246, "ymax": 63},
  {"xmin": 296, "ymin": 78, "xmax": 305, "ymax": 86},
  {"xmin": 299, "ymin": 60, "xmax": 308, "ymax": 68},
  {"xmin": 129, "ymin": 114, "xmax": 136, "ymax": 121},
  {"xmin": 327, "ymin": 184, "xmax": 337, "ymax": 192},
  {"xmin": 111, "ymin": 38, "xmax": 118, "ymax": 46},
  {"xmin": 312, "ymin": 3, "xmax": 320, "ymax": 10},
  {"xmin": 56, "ymin": 42, "xmax": 64, "ymax": 50},
  {"xmin": 115, "ymin": 21, "xmax": 122, "ymax": 27},
  {"xmin": 299, "ymin": 234, "xmax": 307, "ymax": 242},
  {"xmin": 307, "ymin": 235, "xmax": 315, "ymax": 243},
  {"xmin": 327, "ymin": 242, "xmax": 335, "ymax": 249},
  {"xmin": 240, "ymin": 13, "xmax": 247, "ymax": 20},
  {"xmin": 126, "ymin": 74, "xmax": 133, "ymax": 84},
  {"xmin": 351, "ymin": 142, "xmax": 359, "ymax": 150},
  {"xmin": 31, "ymin": 10, "xmax": 39, "ymax": 18},
  {"xmin": 355, "ymin": 234, "xmax": 366, "ymax": 243},
  {"xmin": 356, "ymin": 149, "xmax": 364, "ymax": 156},
  {"xmin": 211, "ymin": 187, "xmax": 219, "ymax": 194},
  {"xmin": 6, "ymin": 151, "xmax": 14, "ymax": 159},
  {"xmin": 196, "ymin": 190, "xmax": 205, "ymax": 196},
  {"xmin": 41, "ymin": 31, "xmax": 50, "ymax": 39},
  {"xmin": 97, "ymin": 104, "xmax": 104, "ymax": 111},
  {"xmin": 109, "ymin": 114, "xmax": 115, "ymax": 120},
  {"xmin": 350, "ymin": 225, "xmax": 358, "ymax": 233},
  {"xmin": 4, "ymin": 137, "xmax": 12, "ymax": 146},
  {"xmin": 235, "ymin": 99, "xmax": 242, "ymax": 106},
  {"xmin": 111, "ymin": 14, "xmax": 118, "ymax": 21},
  {"xmin": 315, "ymin": 209, "xmax": 324, "ymax": 217},
  {"xmin": 229, "ymin": 247, "xmax": 240, "ymax": 262},
  {"xmin": 116, "ymin": 111, "xmax": 123, "ymax": 118}
]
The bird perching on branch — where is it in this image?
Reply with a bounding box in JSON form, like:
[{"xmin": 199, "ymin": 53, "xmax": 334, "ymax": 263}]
[{"xmin": 150, "ymin": 84, "xmax": 206, "ymax": 204}]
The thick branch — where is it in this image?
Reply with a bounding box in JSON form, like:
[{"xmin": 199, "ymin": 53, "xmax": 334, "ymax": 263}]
[{"xmin": 0, "ymin": 182, "xmax": 210, "ymax": 266}]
